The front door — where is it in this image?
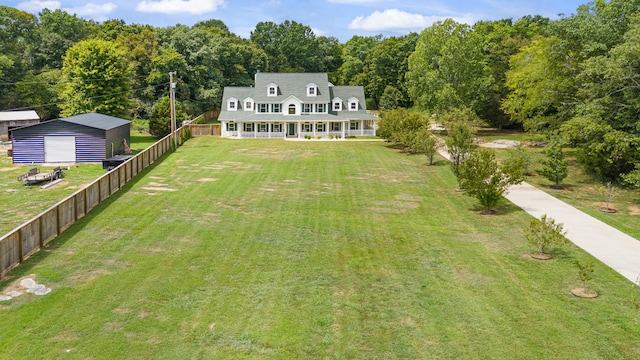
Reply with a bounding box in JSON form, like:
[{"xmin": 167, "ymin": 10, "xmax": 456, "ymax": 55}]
[{"xmin": 287, "ymin": 123, "xmax": 297, "ymax": 137}]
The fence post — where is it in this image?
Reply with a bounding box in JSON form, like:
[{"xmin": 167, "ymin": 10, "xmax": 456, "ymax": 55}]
[
  {"xmin": 56, "ymin": 206, "xmax": 60, "ymax": 236},
  {"xmin": 18, "ymin": 227, "xmax": 24, "ymax": 263}
]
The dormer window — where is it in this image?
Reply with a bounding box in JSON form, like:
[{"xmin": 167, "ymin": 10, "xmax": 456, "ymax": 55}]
[
  {"xmin": 348, "ymin": 97, "xmax": 359, "ymax": 111},
  {"xmin": 244, "ymin": 98, "xmax": 253, "ymax": 111},
  {"xmin": 306, "ymin": 83, "xmax": 318, "ymax": 97},
  {"xmin": 227, "ymin": 97, "xmax": 238, "ymax": 111},
  {"xmin": 267, "ymin": 83, "xmax": 278, "ymax": 97},
  {"xmin": 332, "ymin": 97, "xmax": 342, "ymax": 111}
]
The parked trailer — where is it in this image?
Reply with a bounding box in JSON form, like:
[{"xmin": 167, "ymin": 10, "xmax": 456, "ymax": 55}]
[{"xmin": 17, "ymin": 167, "xmax": 65, "ymax": 186}]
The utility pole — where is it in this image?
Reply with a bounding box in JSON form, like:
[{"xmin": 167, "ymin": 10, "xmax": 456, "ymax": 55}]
[{"xmin": 169, "ymin": 71, "xmax": 177, "ymax": 148}]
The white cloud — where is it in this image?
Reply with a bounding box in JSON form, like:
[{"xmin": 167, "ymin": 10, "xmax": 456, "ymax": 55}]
[
  {"xmin": 16, "ymin": 0, "xmax": 61, "ymax": 13},
  {"xmin": 136, "ymin": 0, "xmax": 225, "ymax": 15},
  {"xmin": 311, "ymin": 27, "xmax": 327, "ymax": 36},
  {"xmin": 64, "ymin": 3, "xmax": 117, "ymax": 19},
  {"xmin": 348, "ymin": 8, "xmax": 475, "ymax": 32}
]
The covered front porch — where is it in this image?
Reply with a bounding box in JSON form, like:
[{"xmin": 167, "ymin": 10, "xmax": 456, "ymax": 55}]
[{"xmin": 221, "ymin": 119, "xmax": 376, "ymax": 139}]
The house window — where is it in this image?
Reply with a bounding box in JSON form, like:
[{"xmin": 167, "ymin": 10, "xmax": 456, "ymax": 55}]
[
  {"xmin": 303, "ymin": 104, "xmax": 312, "ymax": 113},
  {"xmin": 259, "ymin": 123, "xmax": 268, "ymax": 132},
  {"xmin": 349, "ymin": 101, "xmax": 358, "ymax": 110},
  {"xmin": 272, "ymin": 123, "xmax": 282, "ymax": 132},
  {"xmin": 258, "ymin": 104, "xmax": 268, "ymax": 113},
  {"xmin": 317, "ymin": 104, "xmax": 326, "ymax": 113},
  {"xmin": 244, "ymin": 123, "xmax": 254, "ymax": 132},
  {"xmin": 268, "ymin": 86, "xmax": 277, "ymax": 96},
  {"xmin": 333, "ymin": 101, "xmax": 341, "ymax": 111},
  {"xmin": 272, "ymin": 104, "xmax": 282, "ymax": 113},
  {"xmin": 307, "ymin": 83, "xmax": 318, "ymax": 96},
  {"xmin": 288, "ymin": 104, "xmax": 296, "ymax": 115},
  {"xmin": 245, "ymin": 101, "xmax": 253, "ymax": 110},
  {"xmin": 226, "ymin": 122, "xmax": 236, "ymax": 131},
  {"xmin": 302, "ymin": 123, "xmax": 312, "ymax": 132},
  {"xmin": 350, "ymin": 121, "xmax": 359, "ymax": 130},
  {"xmin": 330, "ymin": 122, "xmax": 341, "ymax": 131},
  {"xmin": 316, "ymin": 123, "xmax": 325, "ymax": 132},
  {"xmin": 228, "ymin": 101, "xmax": 236, "ymax": 110}
]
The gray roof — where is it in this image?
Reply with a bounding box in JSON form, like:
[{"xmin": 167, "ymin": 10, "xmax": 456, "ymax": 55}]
[
  {"xmin": 254, "ymin": 72, "xmax": 330, "ymax": 103},
  {"xmin": 219, "ymin": 73, "xmax": 377, "ymax": 122},
  {"xmin": 61, "ymin": 112, "xmax": 130, "ymax": 130},
  {"xmin": 0, "ymin": 110, "xmax": 39, "ymax": 121}
]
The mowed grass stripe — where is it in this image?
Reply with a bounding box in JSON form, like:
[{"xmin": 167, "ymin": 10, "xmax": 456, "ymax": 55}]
[{"xmin": 0, "ymin": 137, "xmax": 639, "ymax": 359}]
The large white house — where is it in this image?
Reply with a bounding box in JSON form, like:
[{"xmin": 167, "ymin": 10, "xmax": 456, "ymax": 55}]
[{"xmin": 218, "ymin": 72, "xmax": 378, "ymax": 139}]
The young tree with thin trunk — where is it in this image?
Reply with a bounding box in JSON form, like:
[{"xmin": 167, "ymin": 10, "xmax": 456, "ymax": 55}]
[
  {"xmin": 525, "ymin": 214, "xmax": 567, "ymax": 259},
  {"xmin": 458, "ymin": 148, "xmax": 524, "ymax": 214},
  {"xmin": 444, "ymin": 114, "xmax": 476, "ymax": 187},
  {"xmin": 538, "ymin": 137, "xmax": 568, "ymax": 189}
]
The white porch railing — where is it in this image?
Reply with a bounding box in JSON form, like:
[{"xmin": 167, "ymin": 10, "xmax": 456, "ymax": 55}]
[
  {"xmin": 237, "ymin": 131, "xmax": 284, "ymax": 139},
  {"xmin": 346, "ymin": 129, "xmax": 376, "ymax": 137}
]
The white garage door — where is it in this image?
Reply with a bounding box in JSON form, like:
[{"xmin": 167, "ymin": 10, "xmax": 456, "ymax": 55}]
[{"xmin": 44, "ymin": 136, "xmax": 76, "ymax": 163}]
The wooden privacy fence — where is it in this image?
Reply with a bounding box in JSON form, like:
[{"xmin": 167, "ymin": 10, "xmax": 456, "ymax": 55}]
[
  {"xmin": 0, "ymin": 121, "xmax": 194, "ymax": 280},
  {"xmin": 189, "ymin": 124, "xmax": 221, "ymax": 136}
]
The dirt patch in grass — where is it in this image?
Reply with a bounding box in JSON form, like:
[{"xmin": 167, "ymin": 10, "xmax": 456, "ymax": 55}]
[
  {"xmin": 233, "ymin": 148, "xmax": 318, "ymax": 160},
  {"xmin": 628, "ymin": 206, "xmax": 640, "ymax": 215},
  {"xmin": 453, "ymin": 268, "xmax": 495, "ymax": 285},
  {"xmin": 367, "ymin": 207, "xmax": 405, "ymax": 214},
  {"xmin": 197, "ymin": 177, "xmax": 218, "ymax": 182},
  {"xmin": 215, "ymin": 201, "xmax": 254, "ymax": 216},
  {"xmin": 0, "ymin": 166, "xmax": 20, "ymax": 172},
  {"xmin": 67, "ymin": 268, "xmax": 112, "ymax": 283},
  {"xmin": 142, "ymin": 186, "xmax": 177, "ymax": 192},
  {"xmin": 395, "ymin": 193, "xmax": 424, "ymax": 202}
]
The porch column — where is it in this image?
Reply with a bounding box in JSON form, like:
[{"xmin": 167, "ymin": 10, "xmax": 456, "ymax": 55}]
[
  {"xmin": 342, "ymin": 121, "xmax": 346, "ymax": 139},
  {"xmin": 360, "ymin": 120, "xmax": 364, "ymax": 136},
  {"xmin": 254, "ymin": 123, "xmax": 257, "ymax": 138},
  {"xmin": 238, "ymin": 122, "xmax": 243, "ymax": 138}
]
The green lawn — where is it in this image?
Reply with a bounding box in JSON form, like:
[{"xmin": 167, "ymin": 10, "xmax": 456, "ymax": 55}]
[
  {"xmin": 1, "ymin": 137, "xmax": 639, "ymax": 359},
  {"xmin": 0, "ymin": 132, "xmax": 157, "ymax": 235},
  {"xmin": 475, "ymin": 130, "xmax": 640, "ymax": 240}
]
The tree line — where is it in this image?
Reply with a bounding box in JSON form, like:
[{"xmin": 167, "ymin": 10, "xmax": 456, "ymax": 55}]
[{"xmin": 1, "ymin": 0, "xmax": 639, "ymax": 185}]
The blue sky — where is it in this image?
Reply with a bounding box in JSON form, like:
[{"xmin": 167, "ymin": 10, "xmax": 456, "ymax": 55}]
[{"xmin": 9, "ymin": 0, "xmax": 588, "ymax": 41}]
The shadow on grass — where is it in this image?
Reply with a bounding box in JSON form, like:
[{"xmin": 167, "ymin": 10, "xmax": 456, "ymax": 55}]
[{"xmin": 468, "ymin": 201, "xmax": 522, "ymax": 216}]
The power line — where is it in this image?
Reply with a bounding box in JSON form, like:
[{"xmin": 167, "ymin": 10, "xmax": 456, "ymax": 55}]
[
  {"xmin": 0, "ymin": 74, "xmax": 150, "ymax": 87},
  {"xmin": 0, "ymin": 82, "xmax": 170, "ymax": 112}
]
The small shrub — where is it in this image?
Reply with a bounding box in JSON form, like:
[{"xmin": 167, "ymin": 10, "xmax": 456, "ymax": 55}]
[
  {"xmin": 525, "ymin": 214, "xmax": 567, "ymax": 258},
  {"xmin": 574, "ymin": 260, "xmax": 596, "ymax": 294},
  {"xmin": 328, "ymin": 134, "xmax": 334, "ymax": 139}
]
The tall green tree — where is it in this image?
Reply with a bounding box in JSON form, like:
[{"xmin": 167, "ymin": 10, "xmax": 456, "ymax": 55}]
[
  {"xmin": 148, "ymin": 96, "xmax": 188, "ymax": 138},
  {"xmin": 473, "ymin": 17, "xmax": 549, "ymax": 129},
  {"xmin": 60, "ymin": 39, "xmax": 132, "ymax": 117},
  {"xmin": 443, "ymin": 110, "xmax": 478, "ymax": 187},
  {"xmin": 407, "ymin": 19, "xmax": 493, "ymax": 116},
  {"xmin": 357, "ymin": 34, "xmax": 417, "ymax": 108},
  {"xmin": 335, "ymin": 35, "xmax": 382, "ymax": 85},
  {"xmin": 501, "ymin": 36, "xmax": 576, "ymax": 133},
  {"xmin": 0, "ymin": 6, "xmax": 38, "ymax": 107},
  {"xmin": 15, "ymin": 69, "xmax": 62, "ymax": 120},
  {"xmin": 32, "ymin": 9, "xmax": 95, "ymax": 71},
  {"xmin": 538, "ymin": 138, "xmax": 568, "ymax": 189},
  {"xmin": 250, "ymin": 20, "xmax": 328, "ymax": 73}
]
